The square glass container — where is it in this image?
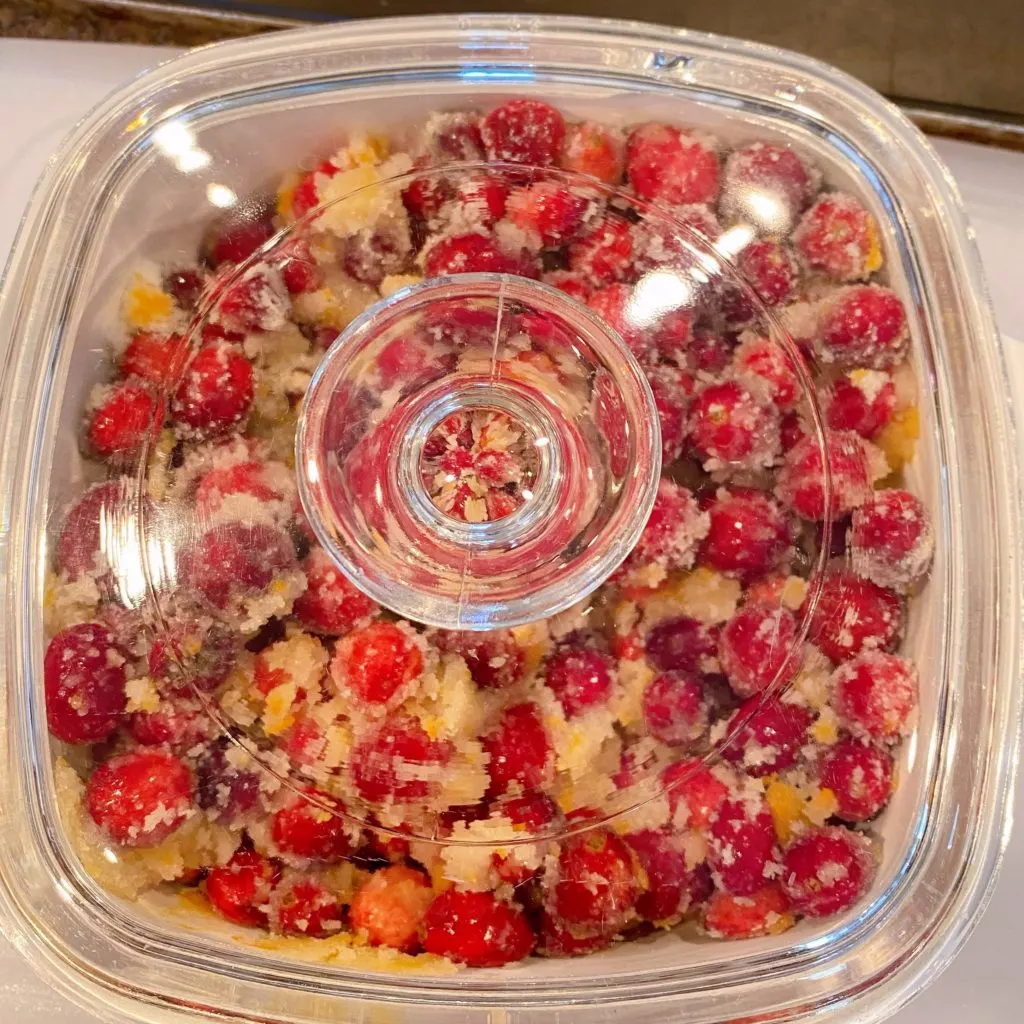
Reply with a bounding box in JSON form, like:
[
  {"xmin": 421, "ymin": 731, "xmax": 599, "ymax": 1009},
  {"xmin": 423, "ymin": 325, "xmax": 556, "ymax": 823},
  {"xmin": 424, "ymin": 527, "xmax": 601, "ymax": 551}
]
[{"xmin": 0, "ymin": 14, "xmax": 1020, "ymax": 1024}]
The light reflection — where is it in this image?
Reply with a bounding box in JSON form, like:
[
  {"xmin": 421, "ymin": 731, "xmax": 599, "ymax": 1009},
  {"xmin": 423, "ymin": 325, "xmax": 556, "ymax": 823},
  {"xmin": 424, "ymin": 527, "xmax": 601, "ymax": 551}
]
[
  {"xmin": 627, "ymin": 269, "xmax": 693, "ymax": 328},
  {"xmin": 741, "ymin": 188, "xmax": 789, "ymax": 235},
  {"xmin": 714, "ymin": 223, "xmax": 756, "ymax": 260},
  {"xmin": 206, "ymin": 183, "xmax": 237, "ymax": 209},
  {"xmin": 153, "ymin": 119, "xmax": 211, "ymax": 176}
]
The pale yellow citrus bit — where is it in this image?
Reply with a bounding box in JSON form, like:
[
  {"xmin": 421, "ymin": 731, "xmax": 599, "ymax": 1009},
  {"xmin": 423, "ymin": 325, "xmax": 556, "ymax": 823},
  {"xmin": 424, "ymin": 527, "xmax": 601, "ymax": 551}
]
[
  {"xmin": 864, "ymin": 215, "xmax": 884, "ymax": 275},
  {"xmin": 875, "ymin": 405, "xmax": 919, "ymax": 472},
  {"xmin": 122, "ymin": 273, "xmax": 174, "ymax": 330},
  {"xmin": 277, "ymin": 170, "xmax": 301, "ymax": 221},
  {"xmin": 337, "ymin": 133, "xmax": 390, "ymax": 168},
  {"xmin": 809, "ymin": 706, "xmax": 840, "ymax": 745},
  {"xmin": 804, "ymin": 787, "xmax": 839, "ymax": 827},
  {"xmin": 125, "ymin": 675, "xmax": 161, "ymax": 714},
  {"xmin": 429, "ymin": 859, "xmax": 454, "ymax": 893},
  {"xmin": 767, "ymin": 910, "xmax": 798, "ymax": 936},
  {"xmin": 380, "ymin": 273, "xmax": 423, "ymax": 297},
  {"xmin": 765, "ymin": 778, "xmax": 804, "ymax": 846},
  {"xmin": 262, "ymin": 680, "xmax": 298, "ymax": 736}
]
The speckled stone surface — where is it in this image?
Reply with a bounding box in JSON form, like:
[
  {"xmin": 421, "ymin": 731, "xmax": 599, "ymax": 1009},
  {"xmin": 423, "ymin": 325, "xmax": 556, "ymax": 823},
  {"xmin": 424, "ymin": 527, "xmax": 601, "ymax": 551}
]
[{"xmin": 0, "ymin": 0, "xmax": 280, "ymax": 44}]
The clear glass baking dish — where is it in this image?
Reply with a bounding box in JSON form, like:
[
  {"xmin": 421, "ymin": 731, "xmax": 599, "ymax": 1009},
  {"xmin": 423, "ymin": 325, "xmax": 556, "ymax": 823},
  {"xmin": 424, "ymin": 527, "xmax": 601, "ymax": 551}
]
[{"xmin": 0, "ymin": 13, "xmax": 1020, "ymax": 1024}]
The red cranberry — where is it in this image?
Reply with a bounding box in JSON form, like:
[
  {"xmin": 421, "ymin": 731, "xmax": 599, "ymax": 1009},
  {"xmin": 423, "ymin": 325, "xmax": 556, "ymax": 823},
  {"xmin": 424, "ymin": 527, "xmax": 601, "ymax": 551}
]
[
  {"xmin": 818, "ymin": 285, "xmax": 909, "ymax": 369},
  {"xmin": 850, "ymin": 488, "xmax": 933, "ymax": 592},
  {"xmin": 548, "ymin": 828, "xmax": 638, "ymax": 936},
  {"xmin": 56, "ymin": 478, "xmax": 142, "ymax": 580},
  {"xmin": 44, "ymin": 623, "xmax": 127, "ymax": 744},
  {"xmin": 775, "ymin": 431, "xmax": 874, "ymax": 521},
  {"xmin": 186, "ymin": 522, "xmax": 296, "ymax": 612},
  {"xmin": 819, "ymin": 737, "xmax": 894, "ymax": 821},
  {"xmin": 645, "ymin": 617, "xmax": 719, "ymax": 674},
  {"xmin": 722, "ymin": 142, "xmax": 818, "ymax": 219},
  {"xmin": 506, "ymin": 181, "xmax": 591, "ymax": 247},
  {"xmin": 422, "ymin": 889, "xmax": 535, "ymax": 966},
  {"xmin": 171, "ymin": 342, "xmax": 254, "ymax": 439},
  {"xmin": 793, "ymin": 193, "xmax": 879, "ymax": 282},
  {"xmin": 272, "ymin": 788, "xmax": 353, "ymax": 862},
  {"xmin": 495, "ymin": 790, "xmax": 559, "ymax": 833},
  {"xmin": 626, "ymin": 123, "xmax": 720, "ymax": 206},
  {"xmin": 781, "ymin": 826, "xmax": 876, "ymax": 917},
  {"xmin": 278, "ymin": 240, "xmax": 324, "ymax": 294},
  {"xmin": 342, "ymin": 225, "xmax": 412, "ymax": 288},
  {"xmin": 731, "ymin": 333, "xmax": 801, "ymax": 411},
  {"xmin": 349, "ymin": 865, "xmax": 434, "ymax": 952},
  {"xmin": 780, "ymin": 412, "xmax": 806, "ymax": 451},
  {"xmin": 687, "ymin": 379, "xmax": 780, "ymax": 470},
  {"xmin": 480, "ymin": 99, "xmax": 565, "ymax": 166},
  {"xmin": 831, "ymin": 650, "xmax": 918, "ymax": 744},
  {"xmin": 803, "ymin": 568, "xmax": 904, "ymax": 664},
  {"xmin": 423, "ymin": 110, "xmax": 485, "ymax": 161},
  {"xmin": 721, "ymin": 241, "xmax": 800, "ymax": 329},
  {"xmin": 718, "ymin": 602, "xmax": 799, "ymax": 698},
  {"xmin": 543, "ymin": 648, "xmax": 613, "ymax": 717},
  {"xmin": 403, "ymin": 173, "xmax": 447, "ymax": 221},
  {"xmin": 128, "ymin": 703, "xmax": 209, "ymax": 753},
  {"xmin": 294, "ymin": 547, "xmax": 379, "ymax": 636},
  {"xmin": 707, "ymin": 796, "xmax": 781, "ymax": 896},
  {"xmin": 424, "ymin": 232, "xmax": 518, "ymax": 277},
  {"xmin": 689, "ymin": 324, "xmax": 734, "ymax": 373},
  {"xmin": 721, "ymin": 697, "xmax": 812, "ymax": 776},
  {"xmin": 703, "ymin": 884, "xmax": 792, "ymax": 939},
  {"xmin": 827, "ymin": 371, "xmax": 896, "ymax": 439},
  {"xmin": 206, "ymin": 211, "xmax": 275, "ymax": 267},
  {"xmin": 434, "ymin": 629, "xmax": 524, "ymax": 690},
  {"xmin": 87, "ymin": 382, "xmax": 164, "ymax": 459},
  {"xmin": 194, "ymin": 742, "xmax": 261, "ymax": 821},
  {"xmin": 451, "ymin": 174, "xmax": 509, "ymax": 228},
  {"xmin": 662, "ymin": 759, "xmax": 729, "ymax": 830},
  {"xmin": 544, "ymin": 269, "xmax": 593, "ymax": 302},
  {"xmin": 163, "ymin": 268, "xmax": 205, "ymax": 310},
  {"xmin": 624, "ymin": 828, "xmax": 700, "ymax": 923},
  {"xmin": 537, "ymin": 912, "xmax": 614, "ymax": 957},
  {"xmin": 205, "ymin": 848, "xmax": 280, "ymax": 926},
  {"xmin": 642, "ymin": 671, "xmax": 709, "ymax": 746},
  {"xmin": 484, "ymin": 702, "xmax": 552, "ymax": 796},
  {"xmin": 646, "ymin": 365, "xmax": 693, "ymax": 465},
  {"xmin": 331, "ymin": 621, "xmax": 423, "ymax": 709},
  {"xmin": 216, "ymin": 268, "xmax": 288, "ymax": 333},
  {"xmin": 622, "ymin": 479, "xmax": 708, "ymax": 578},
  {"xmin": 567, "ymin": 216, "xmax": 634, "ymax": 285},
  {"xmin": 351, "ymin": 715, "xmax": 453, "ymax": 804},
  {"xmin": 560, "ymin": 121, "xmax": 626, "ymax": 184},
  {"xmin": 86, "ymin": 750, "xmax": 193, "ymax": 847},
  {"xmin": 699, "ymin": 488, "xmax": 791, "ymax": 582},
  {"xmin": 586, "ymin": 283, "xmax": 651, "ymax": 361},
  {"xmin": 120, "ymin": 331, "xmax": 189, "ymax": 387},
  {"xmin": 272, "ymin": 875, "xmax": 345, "ymax": 937}
]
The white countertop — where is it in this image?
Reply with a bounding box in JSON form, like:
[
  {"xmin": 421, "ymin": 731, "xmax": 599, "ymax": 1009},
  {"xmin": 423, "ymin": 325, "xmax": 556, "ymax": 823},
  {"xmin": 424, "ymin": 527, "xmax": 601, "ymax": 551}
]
[{"xmin": 1, "ymin": 36, "xmax": 1022, "ymax": 1023}]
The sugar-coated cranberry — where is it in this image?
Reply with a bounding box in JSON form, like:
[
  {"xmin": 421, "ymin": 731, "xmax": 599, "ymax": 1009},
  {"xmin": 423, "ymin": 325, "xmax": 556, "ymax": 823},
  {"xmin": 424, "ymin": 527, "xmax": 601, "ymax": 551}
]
[
  {"xmin": 624, "ymin": 828, "xmax": 699, "ymax": 923},
  {"xmin": 831, "ymin": 650, "xmax": 918, "ymax": 744},
  {"xmin": 481, "ymin": 99, "xmax": 565, "ymax": 166},
  {"xmin": 294, "ymin": 547, "xmax": 378, "ymax": 636},
  {"xmin": 819, "ymin": 737, "xmax": 894, "ymax": 821},
  {"xmin": 148, "ymin": 621, "xmax": 236, "ymax": 695},
  {"xmin": 536, "ymin": 912, "xmax": 614, "ymax": 957},
  {"xmin": 642, "ymin": 671, "xmax": 709, "ymax": 746},
  {"xmin": 630, "ymin": 204, "xmax": 721, "ymax": 276},
  {"xmin": 567, "ymin": 216, "xmax": 634, "ymax": 286},
  {"xmin": 194, "ymin": 460, "xmax": 289, "ymax": 520},
  {"xmin": 703, "ymin": 884, "xmax": 793, "ymax": 939},
  {"xmin": 434, "ymin": 629, "xmax": 524, "ymax": 690},
  {"xmin": 272, "ymin": 874, "xmax": 345, "ymax": 937},
  {"xmin": 827, "ymin": 371, "xmax": 896, "ymax": 439},
  {"xmin": 721, "ymin": 141, "xmax": 818, "ymax": 222},
  {"xmin": 700, "ymin": 488, "xmax": 791, "ymax": 582},
  {"xmin": 549, "ymin": 828, "xmax": 638, "ymax": 937},
  {"xmin": 424, "ymin": 232, "xmax": 518, "ymax": 277},
  {"xmin": 205, "ymin": 848, "xmax": 280, "ymax": 926},
  {"xmin": 87, "ymin": 382, "xmax": 164, "ymax": 459},
  {"xmin": 645, "ymin": 617, "xmax": 719, "ymax": 675},
  {"xmin": 423, "ymin": 110, "xmax": 485, "ymax": 162},
  {"xmin": 780, "ymin": 412, "xmax": 806, "ymax": 452},
  {"xmin": 164, "ymin": 267, "xmax": 205, "ymax": 311},
  {"xmin": 331, "ymin": 622, "xmax": 423, "ymax": 709},
  {"xmin": 646, "ymin": 365, "xmax": 693, "ymax": 465},
  {"xmin": 817, "ymin": 285, "xmax": 909, "ymax": 370},
  {"xmin": 120, "ymin": 331, "xmax": 189, "ymax": 387},
  {"xmin": 446, "ymin": 175, "xmax": 507, "ymax": 230},
  {"xmin": 731, "ymin": 333, "xmax": 801, "ymax": 411},
  {"xmin": 626, "ymin": 123, "xmax": 720, "ymax": 206},
  {"xmin": 348, "ymin": 865, "xmax": 434, "ymax": 952},
  {"xmin": 689, "ymin": 324, "xmax": 734, "ymax": 374},
  {"xmin": 496, "ymin": 790, "xmax": 559, "ymax": 833},
  {"xmin": 586, "ymin": 282, "xmax": 650, "ymax": 360},
  {"xmin": 543, "ymin": 648, "xmax": 614, "ymax": 718},
  {"xmin": 506, "ymin": 181, "xmax": 592, "ymax": 247},
  {"xmin": 186, "ymin": 522, "xmax": 296, "ymax": 612},
  {"xmin": 342, "ymin": 224, "xmax": 412, "ymax": 288},
  {"xmin": 793, "ymin": 193, "xmax": 880, "ymax": 282},
  {"xmin": 217, "ymin": 268, "xmax": 288, "ymax": 333},
  {"xmin": 128, "ymin": 703, "xmax": 209, "ymax": 753},
  {"xmin": 194, "ymin": 741, "xmax": 262, "ymax": 821},
  {"xmin": 544, "ymin": 269, "xmax": 593, "ymax": 302},
  {"xmin": 207, "ymin": 211, "xmax": 275, "ymax": 267},
  {"xmin": 422, "ymin": 889, "xmax": 536, "ymax": 966},
  {"xmin": 171, "ymin": 342, "xmax": 254, "ymax": 438},
  {"xmin": 721, "ymin": 241, "xmax": 800, "ymax": 329},
  {"xmin": 278, "ymin": 240, "xmax": 324, "ymax": 294},
  {"xmin": 781, "ymin": 826, "xmax": 876, "ymax": 917},
  {"xmin": 44, "ymin": 623, "xmax": 127, "ymax": 744},
  {"xmin": 86, "ymin": 750, "xmax": 193, "ymax": 847},
  {"xmin": 662, "ymin": 759, "xmax": 729, "ymax": 830},
  {"xmin": 850, "ymin": 488, "xmax": 933, "ymax": 592},
  {"xmin": 718, "ymin": 602, "xmax": 799, "ymax": 698},
  {"xmin": 688, "ymin": 379, "xmax": 780, "ymax": 471},
  {"xmin": 721, "ymin": 696, "xmax": 812, "ymax": 776},
  {"xmin": 622, "ymin": 479, "xmax": 708, "ymax": 579},
  {"xmin": 484, "ymin": 702, "xmax": 552, "ymax": 796},
  {"xmin": 803, "ymin": 568, "xmax": 904, "ymax": 664},
  {"xmin": 351, "ymin": 715, "xmax": 453, "ymax": 804},
  {"xmin": 775, "ymin": 431, "xmax": 874, "ymax": 521},
  {"xmin": 707, "ymin": 796, "xmax": 781, "ymax": 896},
  {"xmin": 56, "ymin": 478, "xmax": 140, "ymax": 580},
  {"xmin": 560, "ymin": 121, "xmax": 626, "ymax": 183},
  {"xmin": 272, "ymin": 787, "xmax": 353, "ymax": 862},
  {"xmin": 403, "ymin": 173, "xmax": 447, "ymax": 221}
]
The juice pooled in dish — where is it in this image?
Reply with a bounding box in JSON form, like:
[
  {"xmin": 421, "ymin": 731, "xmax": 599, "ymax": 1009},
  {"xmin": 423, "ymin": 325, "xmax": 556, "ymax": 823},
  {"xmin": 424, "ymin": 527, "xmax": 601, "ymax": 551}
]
[{"xmin": 45, "ymin": 97, "xmax": 931, "ymax": 967}]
